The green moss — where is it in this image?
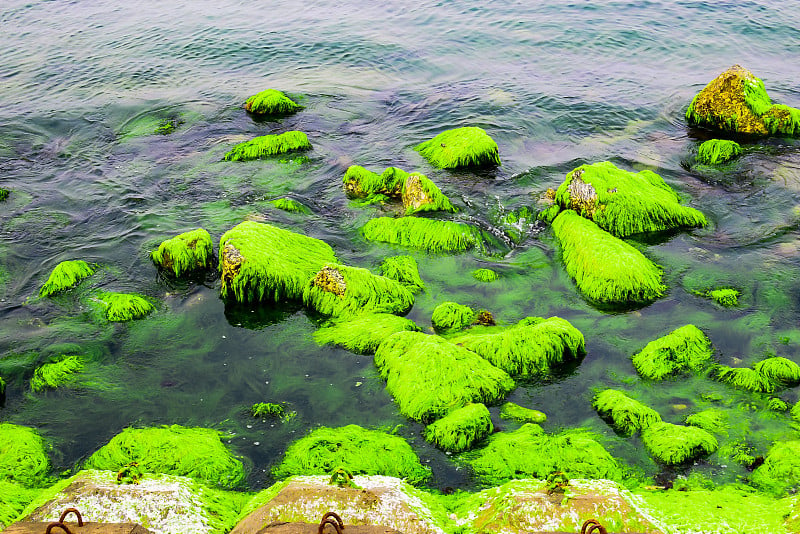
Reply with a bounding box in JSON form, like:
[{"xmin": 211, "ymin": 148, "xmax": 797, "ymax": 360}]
[
  {"xmin": 467, "ymin": 424, "xmax": 621, "ymax": 486},
  {"xmin": 631, "ymin": 324, "xmax": 713, "ymax": 380},
  {"xmin": 641, "ymin": 422, "xmax": 718, "ymax": 465},
  {"xmin": 767, "ymin": 398, "xmax": 789, "ymax": 412},
  {"xmin": 751, "ymin": 440, "xmax": 800, "ymax": 495},
  {"xmin": 592, "ymin": 389, "xmax": 661, "ymax": 435},
  {"xmin": 219, "ymin": 221, "xmax": 337, "ymax": 303},
  {"xmin": 154, "ymin": 117, "xmax": 181, "ymax": 135},
  {"xmin": 537, "ymin": 204, "xmax": 561, "ymax": 223},
  {"xmin": 379, "ymin": 255, "xmax": 425, "ymax": 293},
  {"xmin": 223, "ymin": 131, "xmax": 311, "ymax": 161},
  {"xmin": 93, "ymin": 291, "xmax": 154, "ymax": 322},
  {"xmin": 0, "ymin": 423, "xmax": 50, "ymax": 487},
  {"xmin": 251, "ymin": 402, "xmax": 285, "ymax": 418},
  {"xmin": 553, "ymin": 162, "xmax": 706, "ymax": 238},
  {"xmin": 696, "ymin": 139, "xmax": 742, "ymax": 165},
  {"xmin": 450, "ymin": 317, "xmax": 585, "ymax": 378},
  {"xmin": 374, "ymin": 331, "xmax": 514, "ymax": 422},
  {"xmin": 715, "ymin": 366, "xmax": 776, "ymax": 393},
  {"xmin": 270, "ymin": 198, "xmax": 311, "ymax": 214},
  {"xmin": 753, "ymin": 356, "xmax": 800, "ymax": 387},
  {"xmin": 272, "ymin": 425, "xmax": 430, "ymax": 485},
  {"xmin": 685, "ymin": 408, "xmax": 728, "ymax": 435},
  {"xmin": 0, "ymin": 481, "xmax": 40, "ymax": 528},
  {"xmin": 0, "ymin": 375, "xmax": 5, "ymax": 396},
  {"xmin": 84, "ymin": 425, "xmax": 246, "ymax": 489},
  {"xmin": 401, "ymin": 172, "xmax": 457, "ymax": 215},
  {"xmin": 431, "ymin": 301, "xmax": 475, "ymax": 333},
  {"xmin": 30, "ymin": 354, "xmax": 84, "ymax": 392},
  {"xmin": 763, "ymin": 104, "xmax": 800, "ymax": 136},
  {"xmin": 313, "ymin": 312, "xmax": 420, "ymax": 354},
  {"xmin": 0, "ymin": 188, "xmax": 8, "ymax": 202},
  {"xmin": 362, "ymin": 217, "xmax": 481, "ymax": 252},
  {"xmin": 415, "ymin": 127, "xmax": 500, "ymax": 169},
  {"xmin": 39, "ymin": 260, "xmax": 95, "ymax": 297},
  {"xmin": 343, "ymin": 165, "xmax": 406, "ymax": 198},
  {"xmin": 499, "ymin": 402, "xmax": 546, "ymax": 424},
  {"xmin": 708, "ymin": 287, "xmax": 740, "ymax": 307},
  {"xmin": 552, "ymin": 210, "xmax": 665, "ymax": 304},
  {"xmin": 472, "ymin": 268, "xmax": 498, "ymax": 282},
  {"xmin": 244, "ymin": 89, "xmax": 301, "ymax": 115},
  {"xmin": 151, "ymin": 228, "xmax": 213, "ymax": 277},
  {"xmin": 423, "ymin": 403, "xmax": 492, "ymax": 453}
]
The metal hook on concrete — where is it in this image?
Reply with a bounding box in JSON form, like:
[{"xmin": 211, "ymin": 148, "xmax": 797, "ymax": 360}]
[
  {"xmin": 58, "ymin": 508, "xmax": 84, "ymax": 527},
  {"xmin": 581, "ymin": 519, "xmax": 607, "ymax": 534},
  {"xmin": 318, "ymin": 518, "xmax": 344, "ymax": 534},
  {"xmin": 44, "ymin": 522, "xmax": 73, "ymax": 534},
  {"xmin": 320, "ymin": 512, "xmax": 344, "ymax": 530}
]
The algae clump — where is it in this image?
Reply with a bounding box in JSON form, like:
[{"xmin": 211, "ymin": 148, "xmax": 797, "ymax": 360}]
[
  {"xmin": 223, "ymin": 131, "xmax": 311, "ymax": 161},
  {"xmin": 39, "ymin": 260, "xmax": 95, "ymax": 297},
  {"xmin": 151, "ymin": 228, "xmax": 213, "ymax": 277},
  {"xmin": 272, "ymin": 425, "xmax": 430, "ymax": 485},
  {"xmin": 0, "ymin": 189, "xmax": 8, "ymax": 202},
  {"xmin": 499, "ymin": 402, "xmax": 546, "ymax": 424},
  {"xmin": 431, "ymin": 301, "xmax": 476, "ymax": 333},
  {"xmin": 244, "ymin": 89, "xmax": 301, "ymax": 115},
  {"xmin": 84, "ymin": 425, "xmax": 245, "ymax": 489},
  {"xmin": 0, "ymin": 423, "xmax": 50, "ymax": 487},
  {"xmin": 94, "ymin": 291, "xmax": 154, "ymax": 322},
  {"xmin": 632, "ymin": 324, "xmax": 713, "ymax": 380},
  {"xmin": 753, "ymin": 356, "xmax": 800, "ymax": 387},
  {"xmin": 593, "ymin": 389, "xmax": 661, "ymax": 435},
  {"xmin": 685, "ymin": 408, "xmax": 728, "ymax": 435},
  {"xmin": 641, "ymin": 422, "xmax": 718, "ymax": 465},
  {"xmin": 0, "ymin": 480, "xmax": 41, "ymax": 529},
  {"xmin": 30, "ymin": 355, "xmax": 84, "ymax": 392},
  {"xmin": 697, "ymin": 139, "xmax": 742, "ymax": 165},
  {"xmin": 715, "ymin": 366, "xmax": 776, "ymax": 393},
  {"xmin": 708, "ymin": 287, "xmax": 739, "ymax": 307},
  {"xmin": 751, "ymin": 440, "xmax": 800, "ymax": 494},
  {"xmin": 424, "ymin": 403, "xmax": 492, "ymax": 453},
  {"xmin": 313, "ymin": 312, "xmax": 420, "ymax": 354},
  {"xmin": 251, "ymin": 402, "xmax": 285, "ymax": 418},
  {"xmin": 472, "ymin": 268, "xmax": 498, "ymax": 282},
  {"xmin": 362, "ymin": 217, "xmax": 481, "ymax": 252},
  {"xmin": 379, "ymin": 255, "xmax": 425, "ymax": 293},
  {"xmin": 270, "ymin": 198, "xmax": 311, "ymax": 214},
  {"xmin": 415, "ymin": 127, "xmax": 500, "ymax": 169}
]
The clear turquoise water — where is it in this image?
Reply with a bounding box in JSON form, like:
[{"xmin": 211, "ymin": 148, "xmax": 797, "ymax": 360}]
[{"xmin": 1, "ymin": 0, "xmax": 800, "ymax": 491}]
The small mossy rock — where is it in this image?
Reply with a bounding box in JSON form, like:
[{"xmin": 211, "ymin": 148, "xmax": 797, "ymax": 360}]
[
  {"xmin": 0, "ymin": 480, "xmax": 41, "ymax": 529},
  {"xmin": 223, "ymin": 131, "xmax": 311, "ymax": 161},
  {"xmin": 415, "ymin": 127, "xmax": 500, "ymax": 169},
  {"xmin": 768, "ymin": 397, "xmax": 789, "ymax": 412},
  {"xmin": 472, "ymin": 268, "xmax": 498, "ymax": 282},
  {"xmin": 343, "ymin": 165, "xmax": 406, "ymax": 199},
  {"xmin": 708, "ymin": 287, "xmax": 739, "ymax": 307},
  {"xmin": 593, "ymin": 389, "xmax": 661, "ymax": 435},
  {"xmin": 39, "ymin": 260, "xmax": 95, "ymax": 297},
  {"xmin": 0, "ymin": 189, "xmax": 8, "ymax": 202},
  {"xmin": 0, "ymin": 424, "xmax": 50, "ymax": 488},
  {"xmin": 686, "ymin": 65, "xmax": 800, "ymax": 136},
  {"xmin": 362, "ymin": 217, "xmax": 481, "ymax": 253},
  {"xmin": 401, "ymin": 173, "xmax": 456, "ymax": 215},
  {"xmin": 423, "ymin": 403, "xmax": 492, "ymax": 453},
  {"xmin": 641, "ymin": 422, "xmax": 718, "ymax": 465},
  {"xmin": 313, "ymin": 313, "xmax": 421, "ymax": 354},
  {"xmin": 379, "ymin": 255, "xmax": 425, "ymax": 294},
  {"xmin": 270, "ymin": 198, "xmax": 311, "ymax": 214},
  {"xmin": 632, "ymin": 324, "xmax": 713, "ymax": 380},
  {"xmin": 150, "ymin": 228, "xmax": 213, "ymax": 277},
  {"xmin": 94, "ymin": 292, "xmax": 154, "ymax": 322},
  {"xmin": 251, "ymin": 402, "xmax": 285, "ymax": 418},
  {"xmin": 30, "ymin": 355, "xmax": 83, "ymax": 392},
  {"xmin": 467, "ymin": 424, "xmax": 621, "ymax": 486},
  {"xmin": 244, "ymin": 89, "xmax": 301, "ymax": 115},
  {"xmin": 375, "ymin": 331, "xmax": 514, "ymax": 422},
  {"xmin": 751, "ymin": 440, "xmax": 800, "ymax": 495},
  {"xmin": 685, "ymin": 408, "xmax": 728, "ymax": 435},
  {"xmin": 553, "ymin": 161, "xmax": 706, "ymax": 238},
  {"xmin": 499, "ymin": 402, "xmax": 546, "ymax": 424},
  {"xmin": 84, "ymin": 425, "xmax": 246, "ymax": 489},
  {"xmin": 697, "ymin": 139, "xmax": 742, "ymax": 165},
  {"xmin": 272, "ymin": 425, "xmax": 430, "ymax": 485},
  {"xmin": 552, "ymin": 210, "xmax": 665, "ymax": 304},
  {"xmin": 430, "ymin": 301, "xmax": 475, "ymax": 333},
  {"xmin": 715, "ymin": 366, "xmax": 776, "ymax": 393},
  {"xmin": 451, "ymin": 317, "xmax": 585, "ymax": 378},
  {"xmin": 219, "ymin": 221, "xmax": 337, "ymax": 303},
  {"xmin": 753, "ymin": 356, "xmax": 800, "ymax": 387}
]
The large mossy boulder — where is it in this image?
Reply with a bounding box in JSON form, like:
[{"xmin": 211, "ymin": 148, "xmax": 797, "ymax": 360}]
[
  {"xmin": 244, "ymin": 89, "xmax": 301, "ymax": 115},
  {"xmin": 313, "ymin": 313, "xmax": 420, "ymax": 354},
  {"xmin": 0, "ymin": 423, "xmax": 50, "ymax": 487},
  {"xmin": 686, "ymin": 65, "xmax": 800, "ymax": 136},
  {"xmin": 592, "ymin": 389, "xmax": 661, "ymax": 436},
  {"xmin": 151, "ymin": 228, "xmax": 213, "ymax": 277},
  {"xmin": 39, "ymin": 260, "xmax": 95, "ymax": 297},
  {"xmin": 414, "ymin": 127, "xmax": 500, "ymax": 169},
  {"xmin": 423, "ymin": 403, "xmax": 493, "ymax": 453},
  {"xmin": 552, "ymin": 210, "xmax": 665, "ymax": 304},
  {"xmin": 272, "ymin": 425, "xmax": 430, "ymax": 485},
  {"xmin": 374, "ymin": 331, "xmax": 514, "ymax": 422},
  {"xmin": 223, "ymin": 131, "xmax": 311, "ymax": 161},
  {"xmin": 362, "ymin": 217, "xmax": 481, "ymax": 253},
  {"xmin": 641, "ymin": 422, "xmax": 718, "ymax": 465},
  {"xmin": 552, "ymin": 162, "xmax": 706, "ymax": 237},
  {"xmin": 632, "ymin": 324, "xmax": 713, "ymax": 380},
  {"xmin": 343, "ymin": 166, "xmax": 456, "ymax": 215},
  {"xmin": 219, "ymin": 221, "xmax": 337, "ymax": 303}
]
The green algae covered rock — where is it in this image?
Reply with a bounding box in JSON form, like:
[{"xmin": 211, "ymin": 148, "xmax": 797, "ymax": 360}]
[
  {"xmin": 450, "ymin": 316, "xmax": 585, "ymax": 378},
  {"xmin": 244, "ymin": 89, "xmax": 301, "ymax": 115},
  {"xmin": 423, "ymin": 403, "xmax": 492, "ymax": 453},
  {"xmin": 362, "ymin": 216, "xmax": 481, "ymax": 252},
  {"xmin": 697, "ymin": 139, "xmax": 742, "ymax": 164},
  {"xmin": 472, "ymin": 268, "xmax": 498, "ymax": 282},
  {"xmin": 751, "ymin": 440, "xmax": 800, "ymax": 494},
  {"xmin": 632, "ymin": 324, "xmax": 713, "ymax": 380},
  {"xmin": 553, "ymin": 161, "xmax": 706, "ymax": 238},
  {"xmin": 499, "ymin": 402, "xmax": 546, "ymax": 424},
  {"xmin": 251, "ymin": 402, "xmax": 285, "ymax": 418},
  {"xmin": 93, "ymin": 291, "xmax": 154, "ymax": 322},
  {"xmin": 220, "ymin": 221, "xmax": 337, "ymax": 303},
  {"xmin": 685, "ymin": 408, "xmax": 728, "ymax": 435},
  {"xmin": 415, "ymin": 127, "xmax": 500, "ymax": 169},
  {"xmin": 0, "ymin": 480, "xmax": 41, "ymax": 529},
  {"xmin": 707, "ymin": 287, "xmax": 740, "ymax": 307},
  {"xmin": 84, "ymin": 425, "xmax": 246, "ymax": 489},
  {"xmin": 686, "ymin": 65, "xmax": 800, "ymax": 136},
  {"xmin": 715, "ymin": 366, "xmax": 776, "ymax": 393},
  {"xmin": 302, "ymin": 263, "xmax": 414, "ymax": 318},
  {"xmin": 467, "ymin": 424, "xmax": 621, "ymax": 486},
  {"xmin": 592, "ymin": 389, "xmax": 661, "ymax": 435},
  {"xmin": 552, "ymin": 210, "xmax": 665, "ymax": 304},
  {"xmin": 223, "ymin": 131, "xmax": 311, "ymax": 161},
  {"xmin": 344, "ymin": 165, "xmax": 456, "ymax": 214},
  {"xmin": 768, "ymin": 397, "xmax": 789, "ymax": 412},
  {"xmin": 313, "ymin": 312, "xmax": 420, "ymax": 354},
  {"xmin": 754, "ymin": 356, "xmax": 800, "ymax": 387},
  {"xmin": 375, "ymin": 331, "xmax": 514, "ymax": 422},
  {"xmin": 431, "ymin": 301, "xmax": 476, "ymax": 333},
  {"xmin": 379, "ymin": 255, "xmax": 425, "ymax": 293},
  {"xmin": 270, "ymin": 197, "xmax": 311, "ymax": 214},
  {"xmin": 0, "ymin": 188, "xmax": 8, "ymax": 202},
  {"xmin": 30, "ymin": 355, "xmax": 83, "ymax": 392},
  {"xmin": 39, "ymin": 260, "xmax": 95, "ymax": 297},
  {"xmin": 0, "ymin": 423, "xmax": 50, "ymax": 487},
  {"xmin": 641, "ymin": 422, "xmax": 718, "ymax": 465},
  {"xmin": 272, "ymin": 425, "xmax": 430, "ymax": 485},
  {"xmin": 150, "ymin": 228, "xmax": 213, "ymax": 277}
]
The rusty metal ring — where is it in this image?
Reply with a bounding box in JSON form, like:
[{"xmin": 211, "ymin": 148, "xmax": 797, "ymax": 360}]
[
  {"xmin": 45, "ymin": 522, "xmax": 73, "ymax": 534},
  {"xmin": 58, "ymin": 508, "xmax": 84, "ymax": 527},
  {"xmin": 318, "ymin": 518, "xmax": 344, "ymax": 534},
  {"xmin": 320, "ymin": 512, "xmax": 344, "ymax": 530},
  {"xmin": 581, "ymin": 519, "xmax": 607, "ymax": 534}
]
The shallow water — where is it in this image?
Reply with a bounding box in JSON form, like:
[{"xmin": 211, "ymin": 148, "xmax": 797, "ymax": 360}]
[{"xmin": 1, "ymin": 0, "xmax": 800, "ymax": 492}]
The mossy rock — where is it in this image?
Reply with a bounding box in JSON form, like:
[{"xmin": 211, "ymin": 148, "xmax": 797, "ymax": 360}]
[
  {"xmin": 707, "ymin": 287, "xmax": 739, "ymax": 307},
  {"xmin": 751, "ymin": 440, "xmax": 800, "ymax": 495},
  {"xmin": 343, "ymin": 165, "xmax": 406, "ymax": 198},
  {"xmin": 499, "ymin": 402, "xmax": 546, "ymax": 424},
  {"xmin": 632, "ymin": 324, "xmax": 713, "ymax": 380},
  {"xmin": 0, "ymin": 423, "xmax": 50, "ymax": 487},
  {"xmin": 30, "ymin": 355, "xmax": 84, "ymax": 392},
  {"xmin": 423, "ymin": 403, "xmax": 492, "ymax": 453},
  {"xmin": 641, "ymin": 422, "xmax": 718, "ymax": 465},
  {"xmin": 431, "ymin": 301, "xmax": 476, "ymax": 333},
  {"xmin": 593, "ymin": 389, "xmax": 661, "ymax": 435},
  {"xmin": 272, "ymin": 425, "xmax": 430, "ymax": 485},
  {"xmin": 715, "ymin": 366, "xmax": 775, "ymax": 393},
  {"xmin": 39, "ymin": 260, "xmax": 95, "ymax": 297},
  {"xmin": 472, "ymin": 268, "xmax": 498, "ymax": 282},
  {"xmin": 219, "ymin": 221, "xmax": 337, "ymax": 303},
  {"xmin": 552, "ymin": 210, "xmax": 665, "ymax": 304},
  {"xmin": 697, "ymin": 139, "xmax": 742, "ymax": 165},
  {"xmin": 414, "ymin": 127, "xmax": 500, "ymax": 169},
  {"xmin": 0, "ymin": 480, "xmax": 41, "ymax": 529},
  {"xmin": 223, "ymin": 131, "xmax": 311, "ymax": 161},
  {"xmin": 362, "ymin": 217, "xmax": 481, "ymax": 253},
  {"xmin": 686, "ymin": 65, "xmax": 800, "ymax": 136},
  {"xmin": 374, "ymin": 331, "xmax": 514, "ymax": 422},
  {"xmin": 244, "ymin": 89, "xmax": 301, "ymax": 115},
  {"xmin": 379, "ymin": 255, "xmax": 425, "ymax": 294},
  {"xmin": 151, "ymin": 228, "xmax": 213, "ymax": 277},
  {"xmin": 0, "ymin": 189, "xmax": 9, "ymax": 202},
  {"xmin": 313, "ymin": 313, "xmax": 421, "ymax": 354},
  {"xmin": 753, "ymin": 356, "xmax": 800, "ymax": 387},
  {"xmin": 270, "ymin": 198, "xmax": 311, "ymax": 214},
  {"xmin": 685, "ymin": 408, "xmax": 728, "ymax": 435},
  {"xmin": 553, "ymin": 161, "xmax": 706, "ymax": 238},
  {"xmin": 251, "ymin": 402, "xmax": 286, "ymax": 418},
  {"xmin": 93, "ymin": 291, "xmax": 154, "ymax": 322},
  {"xmin": 84, "ymin": 425, "xmax": 246, "ymax": 489}
]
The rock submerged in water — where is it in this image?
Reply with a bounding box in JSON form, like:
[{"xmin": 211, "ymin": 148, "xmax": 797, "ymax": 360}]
[
  {"xmin": 313, "ymin": 312, "xmax": 420, "ymax": 354},
  {"xmin": 423, "ymin": 403, "xmax": 493, "ymax": 453},
  {"xmin": 414, "ymin": 127, "xmax": 500, "ymax": 169},
  {"xmin": 361, "ymin": 217, "xmax": 481, "ymax": 253},
  {"xmin": 632, "ymin": 324, "xmax": 713, "ymax": 380},
  {"xmin": 39, "ymin": 260, "xmax": 95, "ymax": 297},
  {"xmin": 223, "ymin": 131, "xmax": 311, "ymax": 161},
  {"xmin": 243, "ymin": 89, "xmax": 301, "ymax": 115},
  {"xmin": 150, "ymin": 228, "xmax": 213, "ymax": 277},
  {"xmin": 343, "ymin": 165, "xmax": 456, "ymax": 214}
]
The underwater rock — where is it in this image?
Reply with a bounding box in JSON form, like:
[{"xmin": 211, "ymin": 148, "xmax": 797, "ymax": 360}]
[
  {"xmin": 0, "ymin": 423, "xmax": 50, "ymax": 487},
  {"xmin": 223, "ymin": 131, "xmax": 311, "ymax": 161},
  {"xmin": 751, "ymin": 440, "xmax": 800, "ymax": 494},
  {"xmin": 767, "ymin": 397, "xmax": 789, "ymax": 412},
  {"xmin": 450, "ymin": 317, "xmax": 585, "ymax": 378},
  {"xmin": 593, "ymin": 389, "xmax": 661, "ymax": 435},
  {"xmin": 414, "ymin": 127, "xmax": 500, "ymax": 169},
  {"xmin": 400, "ymin": 173, "xmax": 456, "ymax": 215},
  {"xmin": 632, "ymin": 324, "xmax": 713, "ymax": 380},
  {"xmin": 30, "ymin": 355, "xmax": 83, "ymax": 392},
  {"xmin": 374, "ymin": 331, "xmax": 514, "ymax": 422},
  {"xmin": 714, "ymin": 366, "xmax": 776, "ymax": 393},
  {"xmin": 272, "ymin": 425, "xmax": 430, "ymax": 485},
  {"xmin": 423, "ymin": 403, "xmax": 492, "ymax": 453},
  {"xmin": 686, "ymin": 65, "xmax": 800, "ymax": 136},
  {"xmin": 151, "ymin": 228, "xmax": 213, "ymax": 277},
  {"xmin": 361, "ymin": 217, "xmax": 480, "ymax": 253},
  {"xmin": 685, "ymin": 408, "xmax": 728, "ymax": 435},
  {"xmin": 696, "ymin": 139, "xmax": 742, "ymax": 165},
  {"xmin": 0, "ymin": 188, "xmax": 8, "ymax": 202},
  {"xmin": 244, "ymin": 89, "xmax": 301, "ymax": 115},
  {"xmin": 641, "ymin": 422, "xmax": 718, "ymax": 465},
  {"xmin": 343, "ymin": 166, "xmax": 455, "ymax": 214},
  {"xmin": 552, "ymin": 162, "xmax": 706, "ymax": 238},
  {"xmin": 269, "ymin": 198, "xmax": 311, "ymax": 214},
  {"xmin": 93, "ymin": 292, "xmax": 155, "ymax": 322},
  {"xmin": 499, "ymin": 402, "xmax": 546, "ymax": 424},
  {"xmin": 39, "ymin": 260, "xmax": 95, "ymax": 297},
  {"xmin": 379, "ymin": 255, "xmax": 425, "ymax": 294},
  {"xmin": 313, "ymin": 313, "xmax": 420, "ymax": 354},
  {"xmin": 250, "ymin": 402, "xmax": 285, "ymax": 418},
  {"xmin": 471, "ymin": 268, "xmax": 498, "ymax": 282},
  {"xmin": 753, "ymin": 356, "xmax": 800, "ymax": 387},
  {"xmin": 219, "ymin": 221, "xmax": 337, "ymax": 303},
  {"xmin": 83, "ymin": 425, "xmax": 246, "ymax": 489},
  {"xmin": 430, "ymin": 301, "xmax": 476, "ymax": 333},
  {"xmin": 706, "ymin": 287, "xmax": 740, "ymax": 307},
  {"xmin": 552, "ymin": 210, "xmax": 665, "ymax": 304}
]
